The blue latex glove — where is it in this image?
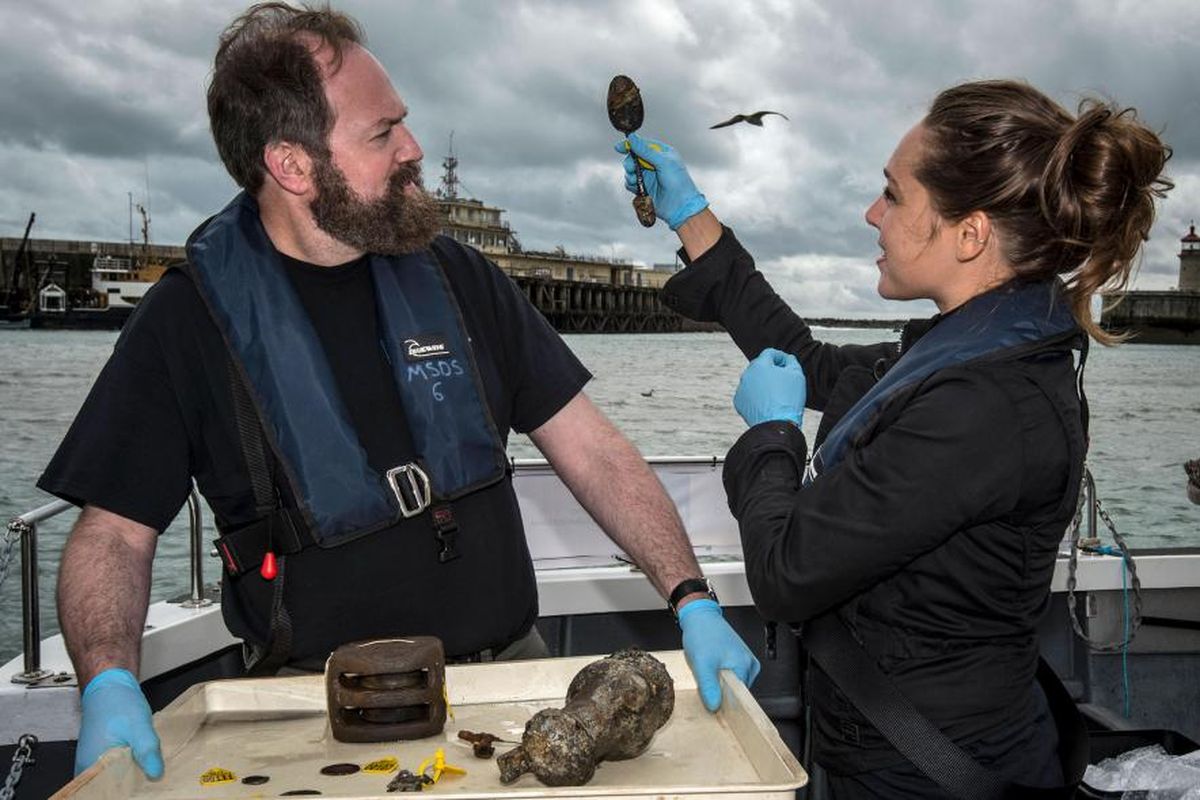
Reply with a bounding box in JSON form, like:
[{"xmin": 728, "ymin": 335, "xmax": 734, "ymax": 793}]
[
  {"xmin": 733, "ymin": 348, "xmax": 807, "ymax": 428},
  {"xmin": 612, "ymin": 132, "xmax": 709, "ymax": 229},
  {"xmin": 76, "ymin": 668, "xmax": 163, "ymax": 779},
  {"xmin": 678, "ymin": 598, "xmax": 761, "ymax": 712}
]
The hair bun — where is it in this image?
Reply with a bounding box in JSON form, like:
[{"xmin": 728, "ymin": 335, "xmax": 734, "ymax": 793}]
[{"xmin": 1042, "ymin": 100, "xmax": 1170, "ymax": 249}]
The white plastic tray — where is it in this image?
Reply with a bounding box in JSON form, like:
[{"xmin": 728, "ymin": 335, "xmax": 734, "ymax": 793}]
[{"xmin": 54, "ymin": 650, "xmax": 806, "ymax": 799}]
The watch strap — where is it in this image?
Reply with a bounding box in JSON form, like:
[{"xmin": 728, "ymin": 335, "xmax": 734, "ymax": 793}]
[{"xmin": 668, "ymin": 577, "xmax": 717, "ymax": 619}]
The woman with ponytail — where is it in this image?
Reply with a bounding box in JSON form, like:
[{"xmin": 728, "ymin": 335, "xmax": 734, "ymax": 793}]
[{"xmin": 614, "ymin": 80, "xmax": 1171, "ymax": 798}]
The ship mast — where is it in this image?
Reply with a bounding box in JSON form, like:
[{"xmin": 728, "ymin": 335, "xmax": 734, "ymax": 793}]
[
  {"xmin": 136, "ymin": 203, "xmax": 151, "ymax": 268},
  {"xmin": 438, "ymin": 131, "xmax": 459, "ymax": 200}
]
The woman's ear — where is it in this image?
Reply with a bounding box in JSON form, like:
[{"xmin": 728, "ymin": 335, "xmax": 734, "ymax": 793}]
[
  {"xmin": 956, "ymin": 210, "xmax": 992, "ymax": 262},
  {"xmin": 262, "ymin": 141, "xmax": 313, "ymax": 196}
]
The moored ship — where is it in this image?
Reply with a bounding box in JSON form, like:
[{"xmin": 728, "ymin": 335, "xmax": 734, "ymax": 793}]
[{"xmin": 30, "ymin": 254, "xmax": 169, "ymax": 330}]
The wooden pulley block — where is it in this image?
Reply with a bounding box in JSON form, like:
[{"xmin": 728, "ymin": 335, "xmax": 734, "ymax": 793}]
[{"xmin": 325, "ymin": 636, "xmax": 447, "ymax": 743}]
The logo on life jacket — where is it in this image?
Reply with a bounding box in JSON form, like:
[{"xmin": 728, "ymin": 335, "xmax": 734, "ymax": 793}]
[{"xmin": 404, "ymin": 334, "xmax": 451, "ymax": 361}]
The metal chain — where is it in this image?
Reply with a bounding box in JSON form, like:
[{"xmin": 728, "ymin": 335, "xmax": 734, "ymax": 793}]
[
  {"xmin": 0, "ymin": 734, "xmax": 37, "ymax": 800},
  {"xmin": 1065, "ymin": 474, "xmax": 1143, "ymax": 652},
  {"xmin": 1095, "ymin": 496, "xmax": 1144, "ymax": 629},
  {"xmin": 0, "ymin": 520, "xmax": 24, "ymax": 593}
]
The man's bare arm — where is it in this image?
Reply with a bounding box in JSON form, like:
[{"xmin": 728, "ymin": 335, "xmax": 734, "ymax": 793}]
[
  {"xmin": 57, "ymin": 505, "xmax": 158, "ymax": 687},
  {"xmin": 528, "ymin": 392, "xmax": 705, "ymax": 600}
]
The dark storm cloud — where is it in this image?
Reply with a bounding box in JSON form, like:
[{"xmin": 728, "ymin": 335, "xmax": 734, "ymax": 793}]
[
  {"xmin": 0, "ymin": 68, "xmax": 205, "ymax": 160},
  {"xmin": 0, "ymin": 2, "xmax": 221, "ymax": 161},
  {"xmin": 0, "ymin": 0, "xmax": 1196, "ymax": 310}
]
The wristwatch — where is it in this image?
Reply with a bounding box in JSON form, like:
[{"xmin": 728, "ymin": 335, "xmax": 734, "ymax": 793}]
[{"xmin": 668, "ymin": 577, "xmax": 718, "ymax": 619}]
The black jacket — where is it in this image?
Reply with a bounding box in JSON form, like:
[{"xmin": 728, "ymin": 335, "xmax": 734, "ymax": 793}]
[{"xmin": 662, "ymin": 229, "xmax": 1086, "ymax": 775}]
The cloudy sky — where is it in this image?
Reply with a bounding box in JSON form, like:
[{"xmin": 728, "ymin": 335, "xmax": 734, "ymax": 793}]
[{"xmin": 1, "ymin": 0, "xmax": 1197, "ymax": 317}]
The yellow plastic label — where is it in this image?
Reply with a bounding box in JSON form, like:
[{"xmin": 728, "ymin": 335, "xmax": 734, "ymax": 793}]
[
  {"xmin": 419, "ymin": 747, "xmax": 466, "ymax": 783},
  {"xmin": 363, "ymin": 756, "xmax": 398, "ymax": 774},
  {"xmin": 199, "ymin": 767, "xmax": 237, "ymax": 785}
]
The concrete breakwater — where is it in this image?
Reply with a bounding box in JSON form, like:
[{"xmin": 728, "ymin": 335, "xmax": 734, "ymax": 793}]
[
  {"xmin": 1100, "ymin": 223, "xmax": 1200, "ymax": 345},
  {"xmin": 1101, "ymin": 290, "xmax": 1200, "ymax": 344}
]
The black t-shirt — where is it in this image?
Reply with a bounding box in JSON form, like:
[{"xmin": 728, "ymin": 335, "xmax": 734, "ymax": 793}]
[{"xmin": 39, "ymin": 235, "xmax": 591, "ymax": 660}]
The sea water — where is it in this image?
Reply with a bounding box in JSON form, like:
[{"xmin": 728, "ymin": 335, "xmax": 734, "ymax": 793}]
[{"xmin": 2, "ymin": 328, "xmax": 1198, "ymax": 663}]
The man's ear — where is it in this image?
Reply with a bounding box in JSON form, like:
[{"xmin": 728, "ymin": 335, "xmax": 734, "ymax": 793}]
[
  {"xmin": 956, "ymin": 210, "xmax": 992, "ymax": 262},
  {"xmin": 262, "ymin": 141, "xmax": 312, "ymax": 196}
]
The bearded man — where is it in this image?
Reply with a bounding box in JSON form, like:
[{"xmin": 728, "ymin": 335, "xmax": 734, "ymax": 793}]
[{"xmin": 41, "ymin": 1, "xmax": 760, "ymax": 781}]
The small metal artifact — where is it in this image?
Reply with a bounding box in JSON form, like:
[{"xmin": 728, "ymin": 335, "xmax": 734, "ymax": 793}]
[
  {"xmin": 386, "ymin": 768, "xmax": 432, "ymax": 793},
  {"xmin": 326, "ymin": 637, "xmax": 447, "ymax": 743},
  {"xmin": 457, "ymin": 729, "xmax": 518, "ymax": 759},
  {"xmin": 497, "ymin": 648, "xmax": 674, "ymax": 786},
  {"xmin": 607, "ymin": 75, "xmax": 656, "ymax": 228}
]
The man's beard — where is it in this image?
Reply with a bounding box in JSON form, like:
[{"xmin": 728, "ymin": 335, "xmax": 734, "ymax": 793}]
[{"xmin": 309, "ymin": 156, "xmax": 440, "ymax": 255}]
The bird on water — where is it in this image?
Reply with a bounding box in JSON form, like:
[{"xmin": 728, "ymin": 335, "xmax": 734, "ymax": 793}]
[{"xmin": 1186, "ymin": 459, "xmax": 1200, "ymax": 505}]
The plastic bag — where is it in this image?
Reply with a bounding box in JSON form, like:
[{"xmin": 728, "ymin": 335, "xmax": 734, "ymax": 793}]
[{"xmin": 1082, "ymin": 744, "xmax": 1200, "ymax": 797}]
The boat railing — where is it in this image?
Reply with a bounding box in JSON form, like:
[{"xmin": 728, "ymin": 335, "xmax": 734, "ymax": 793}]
[
  {"xmin": 1080, "ymin": 468, "xmax": 1099, "ymax": 542},
  {"xmin": 5, "ymin": 487, "xmax": 209, "ymax": 684},
  {"xmin": 1, "ymin": 462, "xmax": 1108, "ymax": 684}
]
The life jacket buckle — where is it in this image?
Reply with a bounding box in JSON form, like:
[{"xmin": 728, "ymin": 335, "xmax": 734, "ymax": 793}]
[{"xmin": 386, "ymin": 463, "xmax": 432, "ymax": 518}]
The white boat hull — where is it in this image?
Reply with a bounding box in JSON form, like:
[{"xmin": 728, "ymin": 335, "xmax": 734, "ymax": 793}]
[{"xmin": 4, "ymin": 459, "xmax": 1199, "ymax": 749}]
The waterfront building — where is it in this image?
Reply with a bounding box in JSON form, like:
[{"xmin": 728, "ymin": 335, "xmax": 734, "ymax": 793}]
[{"xmin": 434, "ymin": 148, "xmax": 675, "ymax": 290}]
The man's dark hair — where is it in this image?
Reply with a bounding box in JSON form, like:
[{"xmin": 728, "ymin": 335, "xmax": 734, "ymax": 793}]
[{"xmin": 207, "ymin": 2, "xmax": 364, "ymax": 193}]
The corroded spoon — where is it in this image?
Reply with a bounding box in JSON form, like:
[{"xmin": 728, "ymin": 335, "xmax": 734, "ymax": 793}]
[{"xmin": 607, "ymin": 75, "xmax": 656, "ymax": 227}]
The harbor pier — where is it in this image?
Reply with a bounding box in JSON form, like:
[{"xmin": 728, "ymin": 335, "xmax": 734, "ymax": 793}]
[
  {"xmin": 2, "ymin": 151, "xmax": 701, "ymax": 332},
  {"xmin": 512, "ymin": 276, "xmax": 711, "ymax": 333},
  {"xmin": 0, "ymin": 234, "xmax": 701, "ymax": 334}
]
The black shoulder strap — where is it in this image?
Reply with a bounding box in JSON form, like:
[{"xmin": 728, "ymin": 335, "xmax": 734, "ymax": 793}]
[
  {"xmin": 229, "ymin": 358, "xmax": 276, "ymax": 516},
  {"xmin": 227, "ymin": 358, "xmax": 295, "ymax": 677},
  {"xmin": 804, "ymin": 612, "xmax": 1085, "ymax": 799},
  {"xmin": 215, "ymin": 359, "xmax": 313, "ymax": 575}
]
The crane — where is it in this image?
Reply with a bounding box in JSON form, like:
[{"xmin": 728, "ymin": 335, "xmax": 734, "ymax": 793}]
[{"xmin": 3, "ymin": 212, "xmax": 36, "ymax": 314}]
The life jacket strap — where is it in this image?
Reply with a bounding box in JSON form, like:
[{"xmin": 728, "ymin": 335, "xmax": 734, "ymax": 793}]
[
  {"xmin": 244, "ymin": 554, "xmax": 294, "ymax": 678},
  {"xmin": 214, "ymin": 508, "xmax": 309, "ymax": 577}
]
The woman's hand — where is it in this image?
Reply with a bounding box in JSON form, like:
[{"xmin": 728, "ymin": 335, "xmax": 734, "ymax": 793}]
[
  {"xmin": 613, "ymin": 132, "xmax": 709, "ymax": 230},
  {"xmin": 733, "ymin": 348, "xmax": 807, "ymax": 427}
]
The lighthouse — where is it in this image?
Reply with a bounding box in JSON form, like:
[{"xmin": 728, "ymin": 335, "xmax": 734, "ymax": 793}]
[{"xmin": 1180, "ymin": 222, "xmax": 1200, "ymax": 292}]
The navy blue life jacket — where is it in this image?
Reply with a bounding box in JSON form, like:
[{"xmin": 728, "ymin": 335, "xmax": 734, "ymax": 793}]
[
  {"xmin": 183, "ymin": 192, "xmax": 508, "ymax": 548},
  {"xmin": 806, "ymin": 278, "xmax": 1079, "ymax": 484}
]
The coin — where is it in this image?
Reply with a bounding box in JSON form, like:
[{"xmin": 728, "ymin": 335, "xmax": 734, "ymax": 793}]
[{"xmin": 320, "ymin": 762, "xmax": 361, "ymax": 776}]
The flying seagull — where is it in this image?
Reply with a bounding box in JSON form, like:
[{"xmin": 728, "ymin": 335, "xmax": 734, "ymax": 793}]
[{"xmin": 710, "ymin": 111, "xmax": 789, "ymax": 129}]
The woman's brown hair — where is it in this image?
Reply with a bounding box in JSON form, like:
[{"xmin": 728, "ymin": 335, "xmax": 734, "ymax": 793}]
[{"xmin": 917, "ymin": 80, "xmax": 1173, "ymax": 343}]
